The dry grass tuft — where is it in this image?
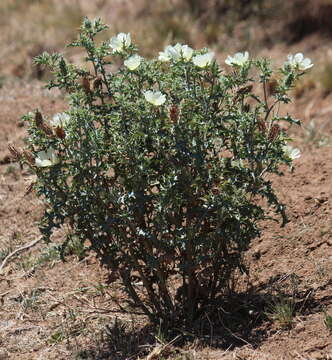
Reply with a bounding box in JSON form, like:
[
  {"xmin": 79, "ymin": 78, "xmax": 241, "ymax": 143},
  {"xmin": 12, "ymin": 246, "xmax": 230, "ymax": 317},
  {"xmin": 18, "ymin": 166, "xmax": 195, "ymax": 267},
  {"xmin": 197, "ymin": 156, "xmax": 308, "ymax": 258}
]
[{"xmin": 2, "ymin": 0, "xmax": 331, "ymax": 79}]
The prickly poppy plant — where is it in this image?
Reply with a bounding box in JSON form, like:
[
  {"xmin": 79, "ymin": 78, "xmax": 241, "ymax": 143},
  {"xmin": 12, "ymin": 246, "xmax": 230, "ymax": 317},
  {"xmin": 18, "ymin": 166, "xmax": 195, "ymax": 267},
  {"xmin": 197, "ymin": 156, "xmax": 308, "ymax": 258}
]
[{"xmin": 19, "ymin": 18, "xmax": 311, "ymax": 328}]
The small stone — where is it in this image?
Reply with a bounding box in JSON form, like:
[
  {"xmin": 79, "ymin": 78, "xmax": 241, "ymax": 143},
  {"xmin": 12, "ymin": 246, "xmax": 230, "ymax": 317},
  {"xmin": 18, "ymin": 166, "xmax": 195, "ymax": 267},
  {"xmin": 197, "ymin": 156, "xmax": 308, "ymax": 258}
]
[
  {"xmin": 309, "ymin": 351, "xmax": 324, "ymax": 360},
  {"xmin": 294, "ymin": 322, "xmax": 305, "ymax": 333},
  {"xmin": 317, "ymin": 196, "xmax": 328, "ymax": 203},
  {"xmin": 0, "ymin": 350, "xmax": 8, "ymax": 360}
]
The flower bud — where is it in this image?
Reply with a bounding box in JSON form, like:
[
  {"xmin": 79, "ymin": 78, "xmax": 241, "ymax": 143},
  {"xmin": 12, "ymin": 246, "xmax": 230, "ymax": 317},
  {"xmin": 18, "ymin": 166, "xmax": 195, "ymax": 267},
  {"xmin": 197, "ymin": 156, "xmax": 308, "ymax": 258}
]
[
  {"xmin": 268, "ymin": 124, "xmax": 280, "ymax": 141},
  {"xmin": 234, "ymin": 85, "xmax": 253, "ymax": 103},
  {"xmin": 23, "ymin": 150, "xmax": 35, "ymax": 165},
  {"xmin": 257, "ymin": 119, "xmax": 267, "ymax": 134},
  {"xmin": 55, "ymin": 126, "xmax": 66, "ymax": 139},
  {"xmin": 82, "ymin": 76, "xmax": 91, "ymax": 94},
  {"xmin": 267, "ymin": 78, "xmax": 278, "ymax": 96},
  {"xmin": 25, "ymin": 182, "xmax": 35, "ymax": 196},
  {"xmin": 93, "ymin": 76, "xmax": 103, "ymax": 90},
  {"xmin": 169, "ymin": 104, "xmax": 179, "ymax": 123},
  {"xmin": 236, "ymin": 85, "xmax": 253, "ymax": 97},
  {"xmin": 212, "ymin": 101, "xmax": 219, "ymax": 112},
  {"xmin": 8, "ymin": 144, "xmax": 22, "ymax": 161},
  {"xmin": 40, "ymin": 123, "xmax": 54, "ymax": 136},
  {"xmin": 35, "ymin": 110, "xmax": 44, "ymax": 127},
  {"xmin": 243, "ymin": 103, "xmax": 250, "ymax": 113}
]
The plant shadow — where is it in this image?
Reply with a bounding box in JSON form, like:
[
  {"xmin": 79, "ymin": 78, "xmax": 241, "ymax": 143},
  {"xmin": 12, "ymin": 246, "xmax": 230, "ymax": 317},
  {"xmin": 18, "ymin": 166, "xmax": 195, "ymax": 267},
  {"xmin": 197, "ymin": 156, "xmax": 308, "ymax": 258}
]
[{"xmin": 75, "ymin": 274, "xmax": 327, "ymax": 360}]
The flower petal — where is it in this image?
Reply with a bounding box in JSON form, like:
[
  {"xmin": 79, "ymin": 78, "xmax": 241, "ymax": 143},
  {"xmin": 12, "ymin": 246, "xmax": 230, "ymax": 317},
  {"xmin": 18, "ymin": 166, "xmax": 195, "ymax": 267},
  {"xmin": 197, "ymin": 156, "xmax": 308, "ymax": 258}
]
[
  {"xmin": 294, "ymin": 53, "xmax": 304, "ymax": 62},
  {"xmin": 124, "ymin": 55, "xmax": 142, "ymax": 70},
  {"xmin": 158, "ymin": 51, "xmax": 170, "ymax": 62},
  {"xmin": 193, "ymin": 52, "xmax": 214, "ymax": 68},
  {"xmin": 144, "ymin": 90, "xmax": 166, "ymax": 106},
  {"xmin": 110, "ymin": 33, "xmax": 131, "ymax": 53}
]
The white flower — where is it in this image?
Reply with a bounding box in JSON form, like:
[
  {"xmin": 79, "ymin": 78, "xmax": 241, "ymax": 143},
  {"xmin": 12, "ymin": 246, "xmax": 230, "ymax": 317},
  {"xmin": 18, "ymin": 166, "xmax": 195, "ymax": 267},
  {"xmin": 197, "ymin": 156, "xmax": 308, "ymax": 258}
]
[
  {"xmin": 285, "ymin": 53, "xmax": 313, "ymax": 71},
  {"xmin": 283, "ymin": 145, "xmax": 301, "ymax": 160},
  {"xmin": 180, "ymin": 45, "xmax": 193, "ymax": 61},
  {"xmin": 225, "ymin": 51, "xmax": 249, "ymax": 67},
  {"xmin": 166, "ymin": 44, "xmax": 181, "ymax": 61},
  {"xmin": 144, "ymin": 90, "xmax": 166, "ymax": 106},
  {"xmin": 192, "ymin": 52, "xmax": 214, "ymax": 68},
  {"xmin": 50, "ymin": 112, "xmax": 70, "ymax": 128},
  {"xmin": 158, "ymin": 43, "xmax": 193, "ymax": 62},
  {"xmin": 110, "ymin": 32, "xmax": 131, "ymax": 53},
  {"xmin": 35, "ymin": 148, "xmax": 59, "ymax": 167},
  {"xmin": 158, "ymin": 50, "xmax": 171, "ymax": 62},
  {"xmin": 124, "ymin": 55, "xmax": 142, "ymax": 70}
]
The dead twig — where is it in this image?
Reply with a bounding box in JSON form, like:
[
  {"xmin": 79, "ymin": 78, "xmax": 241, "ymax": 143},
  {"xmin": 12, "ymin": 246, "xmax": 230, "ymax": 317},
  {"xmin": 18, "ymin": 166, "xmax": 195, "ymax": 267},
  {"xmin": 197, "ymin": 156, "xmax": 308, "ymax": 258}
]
[
  {"xmin": 0, "ymin": 237, "xmax": 42, "ymax": 273},
  {"xmin": 218, "ymin": 313, "xmax": 253, "ymax": 347},
  {"xmin": 145, "ymin": 334, "xmax": 182, "ymax": 360},
  {"xmin": 294, "ymin": 350, "xmax": 308, "ymax": 360}
]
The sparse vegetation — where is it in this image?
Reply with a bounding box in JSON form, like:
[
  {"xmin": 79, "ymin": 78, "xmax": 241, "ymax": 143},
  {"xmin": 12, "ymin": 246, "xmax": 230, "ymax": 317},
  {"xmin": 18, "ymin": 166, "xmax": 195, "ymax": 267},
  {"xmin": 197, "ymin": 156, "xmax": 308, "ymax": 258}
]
[
  {"xmin": 324, "ymin": 312, "xmax": 332, "ymax": 331},
  {"xmin": 266, "ymin": 297, "xmax": 295, "ymax": 329},
  {"xmin": 0, "ymin": 0, "xmax": 329, "ymax": 78}
]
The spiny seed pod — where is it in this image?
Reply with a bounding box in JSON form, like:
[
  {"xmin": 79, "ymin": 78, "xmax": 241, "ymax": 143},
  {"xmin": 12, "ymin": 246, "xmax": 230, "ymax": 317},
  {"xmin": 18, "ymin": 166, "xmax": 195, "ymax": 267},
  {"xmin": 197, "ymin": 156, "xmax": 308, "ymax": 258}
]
[
  {"xmin": 212, "ymin": 101, "xmax": 219, "ymax": 112},
  {"xmin": 23, "ymin": 150, "xmax": 35, "ymax": 165},
  {"xmin": 236, "ymin": 84, "xmax": 253, "ymax": 97},
  {"xmin": 25, "ymin": 182, "xmax": 35, "ymax": 196},
  {"xmin": 8, "ymin": 144, "xmax": 22, "ymax": 161},
  {"xmin": 82, "ymin": 76, "xmax": 91, "ymax": 94},
  {"xmin": 269, "ymin": 124, "xmax": 280, "ymax": 141},
  {"xmin": 35, "ymin": 110, "xmax": 43, "ymax": 127},
  {"xmin": 169, "ymin": 104, "xmax": 179, "ymax": 123},
  {"xmin": 233, "ymin": 85, "xmax": 253, "ymax": 103},
  {"xmin": 40, "ymin": 123, "xmax": 53, "ymax": 136},
  {"xmin": 257, "ymin": 118, "xmax": 267, "ymax": 134},
  {"xmin": 59, "ymin": 57, "xmax": 68, "ymax": 77},
  {"xmin": 93, "ymin": 76, "xmax": 103, "ymax": 90},
  {"xmin": 55, "ymin": 126, "xmax": 66, "ymax": 139},
  {"xmin": 267, "ymin": 78, "xmax": 279, "ymax": 96},
  {"xmin": 243, "ymin": 103, "xmax": 250, "ymax": 113}
]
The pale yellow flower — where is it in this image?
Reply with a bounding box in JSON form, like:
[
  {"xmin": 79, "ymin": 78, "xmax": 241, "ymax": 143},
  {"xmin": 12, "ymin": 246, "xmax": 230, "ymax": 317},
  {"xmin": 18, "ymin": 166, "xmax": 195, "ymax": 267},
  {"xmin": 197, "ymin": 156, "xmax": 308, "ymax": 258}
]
[
  {"xmin": 35, "ymin": 148, "xmax": 59, "ymax": 167},
  {"xmin": 180, "ymin": 45, "xmax": 193, "ymax": 61},
  {"xmin": 283, "ymin": 145, "xmax": 301, "ymax": 160},
  {"xmin": 192, "ymin": 52, "xmax": 214, "ymax": 68},
  {"xmin": 110, "ymin": 33, "xmax": 131, "ymax": 53},
  {"xmin": 225, "ymin": 52, "xmax": 249, "ymax": 67},
  {"xmin": 158, "ymin": 49, "xmax": 171, "ymax": 62},
  {"xmin": 124, "ymin": 55, "xmax": 142, "ymax": 70},
  {"xmin": 158, "ymin": 43, "xmax": 193, "ymax": 62},
  {"xmin": 50, "ymin": 112, "xmax": 70, "ymax": 128},
  {"xmin": 144, "ymin": 90, "xmax": 166, "ymax": 106},
  {"xmin": 285, "ymin": 53, "xmax": 313, "ymax": 71}
]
